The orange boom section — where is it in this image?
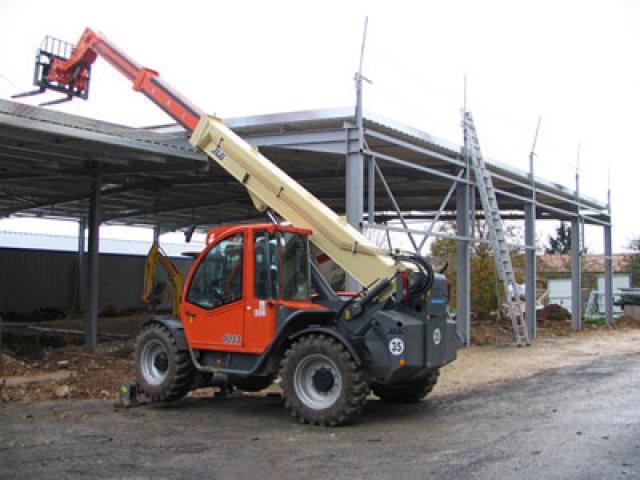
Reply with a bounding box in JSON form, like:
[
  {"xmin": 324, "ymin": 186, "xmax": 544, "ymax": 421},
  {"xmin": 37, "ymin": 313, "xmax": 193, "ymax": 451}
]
[{"xmin": 15, "ymin": 28, "xmax": 203, "ymax": 130}]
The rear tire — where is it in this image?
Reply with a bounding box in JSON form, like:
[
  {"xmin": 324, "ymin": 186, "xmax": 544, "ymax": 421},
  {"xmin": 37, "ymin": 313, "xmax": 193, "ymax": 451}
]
[
  {"xmin": 372, "ymin": 368, "xmax": 440, "ymax": 403},
  {"xmin": 135, "ymin": 323, "xmax": 195, "ymax": 402},
  {"xmin": 280, "ymin": 334, "xmax": 368, "ymax": 426}
]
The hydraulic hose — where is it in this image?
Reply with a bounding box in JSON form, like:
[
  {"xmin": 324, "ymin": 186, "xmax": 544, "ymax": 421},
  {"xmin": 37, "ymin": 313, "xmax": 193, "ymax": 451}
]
[{"xmin": 393, "ymin": 253, "xmax": 435, "ymax": 294}]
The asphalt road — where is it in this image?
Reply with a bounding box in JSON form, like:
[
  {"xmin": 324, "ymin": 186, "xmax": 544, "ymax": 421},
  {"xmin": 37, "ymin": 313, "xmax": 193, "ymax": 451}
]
[{"xmin": 1, "ymin": 353, "xmax": 639, "ymax": 480}]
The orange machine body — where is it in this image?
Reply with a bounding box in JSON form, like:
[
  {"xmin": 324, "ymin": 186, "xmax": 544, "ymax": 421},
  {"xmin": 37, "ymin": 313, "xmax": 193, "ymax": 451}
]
[{"xmin": 181, "ymin": 223, "xmax": 325, "ymax": 354}]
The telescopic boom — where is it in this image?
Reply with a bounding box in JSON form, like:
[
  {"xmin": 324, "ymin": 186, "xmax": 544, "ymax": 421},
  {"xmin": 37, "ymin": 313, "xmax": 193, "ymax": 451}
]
[{"xmin": 15, "ymin": 27, "xmax": 414, "ymax": 289}]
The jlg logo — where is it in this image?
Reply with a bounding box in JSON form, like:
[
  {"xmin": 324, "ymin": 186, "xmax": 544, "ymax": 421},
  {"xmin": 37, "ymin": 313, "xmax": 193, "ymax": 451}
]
[
  {"xmin": 212, "ymin": 137, "xmax": 226, "ymax": 161},
  {"xmin": 212, "ymin": 146, "xmax": 226, "ymax": 161}
]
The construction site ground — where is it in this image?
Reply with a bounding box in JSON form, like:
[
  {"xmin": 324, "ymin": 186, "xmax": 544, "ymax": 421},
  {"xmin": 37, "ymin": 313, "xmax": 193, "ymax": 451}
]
[
  {"xmin": 1, "ymin": 310, "xmax": 639, "ymax": 403},
  {"xmin": 1, "ymin": 323, "xmax": 639, "ymax": 479}
]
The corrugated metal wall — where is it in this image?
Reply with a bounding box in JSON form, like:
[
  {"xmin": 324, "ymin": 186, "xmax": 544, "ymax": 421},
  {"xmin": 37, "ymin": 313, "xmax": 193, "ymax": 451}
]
[{"xmin": 0, "ymin": 248, "xmax": 194, "ymax": 313}]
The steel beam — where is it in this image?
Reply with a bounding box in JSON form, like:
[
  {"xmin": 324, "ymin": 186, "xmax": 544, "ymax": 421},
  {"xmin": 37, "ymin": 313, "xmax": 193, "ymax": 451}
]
[
  {"xmin": 363, "ymin": 149, "xmax": 472, "ymax": 185},
  {"xmin": 86, "ymin": 177, "xmax": 101, "ymax": 347},
  {"xmin": 374, "ymin": 161, "xmax": 418, "ymax": 252},
  {"xmin": 366, "ymin": 221, "xmax": 530, "ymax": 250},
  {"xmin": 418, "ymin": 172, "xmax": 464, "ymax": 251},
  {"xmin": 101, "ymin": 195, "xmax": 248, "ymax": 222},
  {"xmin": 571, "ymin": 218, "xmax": 582, "ymax": 330},
  {"xmin": 524, "ymin": 203, "xmax": 537, "ymax": 338},
  {"xmin": 364, "ymin": 128, "xmax": 466, "ymax": 168},
  {"xmin": 603, "ymin": 225, "xmax": 614, "ymax": 325},
  {"xmin": 243, "ymin": 129, "xmax": 351, "ymax": 154}
]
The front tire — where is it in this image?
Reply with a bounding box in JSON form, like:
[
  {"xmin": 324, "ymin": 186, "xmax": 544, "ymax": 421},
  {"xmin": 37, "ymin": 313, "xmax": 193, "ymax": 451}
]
[
  {"xmin": 372, "ymin": 368, "xmax": 440, "ymax": 403},
  {"xmin": 280, "ymin": 334, "xmax": 368, "ymax": 426},
  {"xmin": 135, "ymin": 323, "xmax": 195, "ymax": 402}
]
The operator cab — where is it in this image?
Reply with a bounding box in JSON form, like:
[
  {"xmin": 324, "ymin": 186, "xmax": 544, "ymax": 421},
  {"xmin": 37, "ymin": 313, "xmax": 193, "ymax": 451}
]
[{"xmin": 182, "ymin": 224, "xmax": 327, "ymax": 354}]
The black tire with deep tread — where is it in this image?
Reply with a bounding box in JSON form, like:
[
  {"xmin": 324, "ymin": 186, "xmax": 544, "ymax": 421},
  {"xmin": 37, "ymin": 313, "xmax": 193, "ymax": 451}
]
[
  {"xmin": 135, "ymin": 323, "xmax": 195, "ymax": 402},
  {"xmin": 372, "ymin": 368, "xmax": 440, "ymax": 403},
  {"xmin": 280, "ymin": 334, "xmax": 369, "ymax": 426}
]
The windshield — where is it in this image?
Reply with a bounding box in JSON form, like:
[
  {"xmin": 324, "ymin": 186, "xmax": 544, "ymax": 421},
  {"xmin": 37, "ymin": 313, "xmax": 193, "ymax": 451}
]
[{"xmin": 254, "ymin": 230, "xmax": 310, "ymax": 301}]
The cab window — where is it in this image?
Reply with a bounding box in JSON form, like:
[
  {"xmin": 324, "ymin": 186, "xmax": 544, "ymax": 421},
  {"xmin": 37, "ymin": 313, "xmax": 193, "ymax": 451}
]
[
  {"xmin": 254, "ymin": 230, "xmax": 309, "ymax": 301},
  {"xmin": 280, "ymin": 232, "xmax": 309, "ymax": 301},
  {"xmin": 186, "ymin": 233, "xmax": 243, "ymax": 309},
  {"xmin": 254, "ymin": 231, "xmax": 279, "ymax": 299}
]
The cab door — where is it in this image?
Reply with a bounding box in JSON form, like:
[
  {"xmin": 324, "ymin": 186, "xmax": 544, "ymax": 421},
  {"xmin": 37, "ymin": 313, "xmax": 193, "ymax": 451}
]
[{"xmin": 182, "ymin": 232, "xmax": 247, "ymax": 351}]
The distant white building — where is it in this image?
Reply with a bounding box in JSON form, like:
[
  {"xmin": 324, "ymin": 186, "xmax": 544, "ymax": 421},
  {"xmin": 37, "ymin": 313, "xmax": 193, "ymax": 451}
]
[
  {"xmin": 538, "ymin": 254, "xmax": 637, "ymax": 316},
  {"xmin": 0, "ymin": 230, "xmax": 204, "ymax": 258}
]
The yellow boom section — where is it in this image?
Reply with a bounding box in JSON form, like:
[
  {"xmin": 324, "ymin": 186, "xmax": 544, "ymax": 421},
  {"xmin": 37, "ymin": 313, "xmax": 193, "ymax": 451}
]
[{"xmin": 190, "ymin": 115, "xmax": 414, "ymax": 289}]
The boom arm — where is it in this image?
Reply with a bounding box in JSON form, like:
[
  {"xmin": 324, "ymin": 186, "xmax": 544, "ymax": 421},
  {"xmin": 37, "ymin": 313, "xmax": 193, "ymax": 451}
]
[{"xmin": 27, "ymin": 28, "xmax": 414, "ymax": 289}]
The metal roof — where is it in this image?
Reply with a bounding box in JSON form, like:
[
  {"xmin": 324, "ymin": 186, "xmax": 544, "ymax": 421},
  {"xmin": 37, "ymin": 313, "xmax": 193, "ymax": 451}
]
[{"xmin": 0, "ymin": 99, "xmax": 610, "ymax": 232}]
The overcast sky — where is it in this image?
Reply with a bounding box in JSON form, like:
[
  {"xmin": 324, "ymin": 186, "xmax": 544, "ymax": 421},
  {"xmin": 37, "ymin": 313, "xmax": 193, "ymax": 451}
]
[{"xmin": 0, "ymin": 0, "xmax": 638, "ymax": 252}]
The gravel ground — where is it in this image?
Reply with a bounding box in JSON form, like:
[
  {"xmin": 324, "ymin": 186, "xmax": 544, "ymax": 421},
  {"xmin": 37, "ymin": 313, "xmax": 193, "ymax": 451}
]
[
  {"xmin": 1, "ymin": 353, "xmax": 639, "ymax": 479},
  {"xmin": 3, "ymin": 322, "xmax": 639, "ymax": 402}
]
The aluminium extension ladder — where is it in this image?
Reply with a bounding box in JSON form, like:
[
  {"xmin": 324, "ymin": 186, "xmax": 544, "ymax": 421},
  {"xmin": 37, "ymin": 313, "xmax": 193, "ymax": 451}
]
[{"xmin": 463, "ymin": 111, "xmax": 531, "ymax": 346}]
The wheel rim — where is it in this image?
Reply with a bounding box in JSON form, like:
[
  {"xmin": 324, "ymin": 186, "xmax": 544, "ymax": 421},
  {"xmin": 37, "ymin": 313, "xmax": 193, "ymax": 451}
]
[
  {"xmin": 141, "ymin": 339, "xmax": 170, "ymax": 386},
  {"xmin": 293, "ymin": 353, "xmax": 342, "ymax": 410}
]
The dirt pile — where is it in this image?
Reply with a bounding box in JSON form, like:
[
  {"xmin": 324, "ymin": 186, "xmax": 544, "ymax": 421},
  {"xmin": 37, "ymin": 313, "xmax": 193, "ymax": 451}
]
[
  {"xmin": 468, "ymin": 304, "xmax": 622, "ymax": 345},
  {"xmin": 537, "ymin": 304, "xmax": 571, "ymax": 322},
  {"xmin": 536, "ymin": 304, "xmax": 573, "ymax": 337},
  {"xmin": 613, "ymin": 315, "xmax": 640, "ymax": 329},
  {"xmin": 0, "ymin": 312, "xmax": 151, "ymax": 403},
  {"xmin": 469, "ymin": 312, "xmax": 513, "ymax": 345},
  {"xmin": 1, "ymin": 338, "xmax": 135, "ymax": 403}
]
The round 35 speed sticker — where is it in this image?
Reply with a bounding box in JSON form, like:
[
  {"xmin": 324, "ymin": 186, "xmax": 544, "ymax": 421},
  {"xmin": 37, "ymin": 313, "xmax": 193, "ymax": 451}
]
[{"xmin": 388, "ymin": 337, "xmax": 405, "ymax": 356}]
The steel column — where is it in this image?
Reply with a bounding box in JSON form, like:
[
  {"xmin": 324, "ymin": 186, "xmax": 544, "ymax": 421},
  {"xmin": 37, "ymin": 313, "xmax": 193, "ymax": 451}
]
[
  {"xmin": 456, "ymin": 181, "xmax": 471, "ymax": 346},
  {"xmin": 367, "ymin": 157, "xmax": 375, "ymax": 225},
  {"xmin": 603, "ymin": 225, "xmax": 614, "ymax": 325},
  {"xmin": 345, "ymin": 132, "xmax": 364, "ymax": 290},
  {"xmin": 86, "ymin": 177, "xmax": 101, "ymax": 347},
  {"xmin": 345, "ymin": 30, "xmax": 367, "ymax": 291},
  {"xmin": 571, "ymin": 218, "xmax": 582, "ymax": 330},
  {"xmin": 524, "ymin": 203, "xmax": 537, "ymax": 338},
  {"xmin": 77, "ymin": 218, "xmax": 86, "ymax": 311}
]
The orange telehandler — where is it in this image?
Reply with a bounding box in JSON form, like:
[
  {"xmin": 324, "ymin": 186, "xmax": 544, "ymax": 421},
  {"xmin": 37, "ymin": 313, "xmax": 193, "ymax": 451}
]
[{"xmin": 15, "ymin": 28, "xmax": 458, "ymax": 425}]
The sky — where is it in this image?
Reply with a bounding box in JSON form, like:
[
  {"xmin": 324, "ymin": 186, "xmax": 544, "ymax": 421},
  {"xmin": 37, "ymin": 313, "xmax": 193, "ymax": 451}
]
[{"xmin": 0, "ymin": 0, "xmax": 638, "ymax": 253}]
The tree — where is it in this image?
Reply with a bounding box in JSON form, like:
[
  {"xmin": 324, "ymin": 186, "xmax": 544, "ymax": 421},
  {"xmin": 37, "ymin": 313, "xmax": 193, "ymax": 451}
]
[
  {"xmin": 429, "ymin": 221, "xmax": 525, "ymax": 314},
  {"xmin": 545, "ymin": 221, "xmax": 572, "ymax": 254}
]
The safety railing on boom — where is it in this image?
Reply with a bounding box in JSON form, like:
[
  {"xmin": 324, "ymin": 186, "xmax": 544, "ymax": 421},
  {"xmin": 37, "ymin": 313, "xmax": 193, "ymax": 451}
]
[{"xmin": 40, "ymin": 36, "xmax": 75, "ymax": 60}]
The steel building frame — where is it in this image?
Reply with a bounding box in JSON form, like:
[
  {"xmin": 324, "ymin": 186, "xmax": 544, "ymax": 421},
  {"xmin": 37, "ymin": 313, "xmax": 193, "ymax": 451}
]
[{"xmin": 0, "ymin": 97, "xmax": 613, "ymax": 346}]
